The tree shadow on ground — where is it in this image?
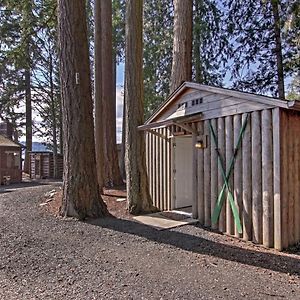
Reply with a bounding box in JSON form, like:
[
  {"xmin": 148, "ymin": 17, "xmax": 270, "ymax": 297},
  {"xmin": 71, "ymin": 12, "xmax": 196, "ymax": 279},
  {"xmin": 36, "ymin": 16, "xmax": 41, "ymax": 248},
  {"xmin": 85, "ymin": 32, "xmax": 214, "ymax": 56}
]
[{"xmin": 87, "ymin": 217, "xmax": 300, "ymax": 277}]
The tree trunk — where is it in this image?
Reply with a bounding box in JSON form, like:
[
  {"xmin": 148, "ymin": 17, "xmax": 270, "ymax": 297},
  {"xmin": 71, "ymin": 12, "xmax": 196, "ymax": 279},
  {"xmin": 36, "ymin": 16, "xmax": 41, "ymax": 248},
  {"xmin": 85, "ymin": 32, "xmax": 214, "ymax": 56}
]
[
  {"xmin": 59, "ymin": 95, "xmax": 63, "ymax": 155},
  {"xmin": 125, "ymin": 0, "xmax": 156, "ymax": 214},
  {"xmin": 49, "ymin": 52, "xmax": 58, "ymax": 178},
  {"xmin": 94, "ymin": 0, "xmax": 105, "ymax": 191},
  {"xmin": 58, "ymin": 0, "xmax": 108, "ymax": 219},
  {"xmin": 101, "ymin": 0, "xmax": 123, "ymax": 187},
  {"xmin": 169, "ymin": 0, "xmax": 193, "ymax": 93},
  {"xmin": 24, "ymin": 66, "xmax": 32, "ymax": 174},
  {"xmin": 120, "ymin": 74, "xmax": 126, "ymax": 180},
  {"xmin": 271, "ymin": 0, "xmax": 285, "ymax": 99},
  {"xmin": 23, "ymin": 0, "xmax": 33, "ymax": 174},
  {"xmin": 194, "ymin": 0, "xmax": 203, "ymax": 83}
]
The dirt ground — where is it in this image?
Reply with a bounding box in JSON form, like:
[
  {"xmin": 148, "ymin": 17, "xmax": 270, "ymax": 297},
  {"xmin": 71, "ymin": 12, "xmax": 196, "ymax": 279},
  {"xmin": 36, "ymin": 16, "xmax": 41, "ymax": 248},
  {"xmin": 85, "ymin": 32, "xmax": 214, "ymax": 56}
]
[{"xmin": 0, "ymin": 181, "xmax": 300, "ymax": 299}]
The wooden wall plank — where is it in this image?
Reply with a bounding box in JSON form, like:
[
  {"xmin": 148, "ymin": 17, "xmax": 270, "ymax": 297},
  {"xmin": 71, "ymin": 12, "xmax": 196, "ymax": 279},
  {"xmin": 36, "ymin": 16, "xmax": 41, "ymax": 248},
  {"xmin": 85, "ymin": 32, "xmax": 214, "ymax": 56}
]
[
  {"xmin": 252, "ymin": 111, "xmax": 262, "ymax": 244},
  {"xmin": 172, "ymin": 136, "xmax": 177, "ymax": 210},
  {"xmin": 288, "ymin": 114, "xmax": 295, "ymax": 245},
  {"xmin": 217, "ymin": 117, "xmax": 226, "ymax": 232},
  {"xmin": 159, "ymin": 129, "xmax": 164, "ymax": 210},
  {"xmin": 162, "ymin": 128, "xmax": 167, "ymax": 210},
  {"xmin": 242, "ymin": 113, "xmax": 252, "ymax": 241},
  {"xmin": 198, "ymin": 121, "xmax": 204, "ymax": 224},
  {"xmin": 262, "ymin": 109, "xmax": 274, "ymax": 247},
  {"xmin": 154, "ymin": 131, "xmax": 159, "ymax": 208},
  {"xmin": 151, "ymin": 131, "xmax": 155, "ymax": 207},
  {"xmin": 192, "ymin": 123, "xmax": 198, "ymax": 219},
  {"xmin": 210, "ymin": 118, "xmax": 218, "ymax": 230},
  {"xmin": 166, "ymin": 128, "xmax": 170, "ymax": 210},
  {"xmin": 225, "ymin": 116, "xmax": 234, "ymax": 235},
  {"xmin": 294, "ymin": 113, "xmax": 300, "ymax": 243},
  {"xmin": 280, "ymin": 110, "xmax": 289, "ymax": 249},
  {"xmin": 146, "ymin": 133, "xmax": 150, "ymax": 198},
  {"xmin": 233, "ymin": 114, "xmax": 243, "ymax": 238},
  {"xmin": 146, "ymin": 132, "xmax": 149, "ymax": 171},
  {"xmin": 150, "ymin": 134, "xmax": 156, "ymax": 205},
  {"xmin": 204, "ymin": 120, "xmax": 211, "ymax": 227},
  {"xmin": 272, "ymin": 108, "xmax": 282, "ymax": 250},
  {"xmin": 151, "ymin": 132, "xmax": 155, "ymax": 204}
]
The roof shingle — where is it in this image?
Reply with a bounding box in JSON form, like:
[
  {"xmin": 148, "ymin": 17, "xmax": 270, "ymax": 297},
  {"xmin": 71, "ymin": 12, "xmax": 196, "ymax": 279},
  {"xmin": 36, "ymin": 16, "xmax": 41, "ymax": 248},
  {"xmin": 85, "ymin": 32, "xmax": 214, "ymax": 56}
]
[{"xmin": 0, "ymin": 135, "xmax": 21, "ymax": 147}]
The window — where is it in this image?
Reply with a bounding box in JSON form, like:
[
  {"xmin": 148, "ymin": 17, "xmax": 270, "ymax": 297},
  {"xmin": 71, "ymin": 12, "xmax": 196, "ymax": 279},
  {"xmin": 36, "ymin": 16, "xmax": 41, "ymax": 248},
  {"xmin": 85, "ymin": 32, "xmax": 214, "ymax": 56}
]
[{"xmin": 177, "ymin": 102, "xmax": 188, "ymax": 109}]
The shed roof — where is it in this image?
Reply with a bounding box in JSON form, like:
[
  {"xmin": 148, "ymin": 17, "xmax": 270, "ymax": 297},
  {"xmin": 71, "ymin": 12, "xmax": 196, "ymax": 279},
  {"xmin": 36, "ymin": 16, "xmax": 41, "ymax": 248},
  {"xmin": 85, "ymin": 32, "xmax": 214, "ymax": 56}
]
[
  {"xmin": 145, "ymin": 82, "xmax": 300, "ymax": 126},
  {"xmin": 0, "ymin": 134, "xmax": 22, "ymax": 148}
]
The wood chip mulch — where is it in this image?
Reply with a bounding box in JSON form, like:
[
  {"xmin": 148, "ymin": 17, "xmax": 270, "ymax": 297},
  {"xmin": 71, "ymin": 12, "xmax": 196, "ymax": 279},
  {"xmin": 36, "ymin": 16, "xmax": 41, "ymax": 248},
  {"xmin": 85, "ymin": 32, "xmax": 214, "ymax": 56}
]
[{"xmin": 43, "ymin": 187, "xmax": 132, "ymax": 220}]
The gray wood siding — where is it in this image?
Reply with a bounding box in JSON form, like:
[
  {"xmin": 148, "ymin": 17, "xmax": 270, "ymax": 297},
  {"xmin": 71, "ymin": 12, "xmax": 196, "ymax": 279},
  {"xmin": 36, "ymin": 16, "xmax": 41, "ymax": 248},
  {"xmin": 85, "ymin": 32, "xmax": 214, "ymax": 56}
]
[
  {"xmin": 145, "ymin": 107, "xmax": 300, "ymax": 250},
  {"xmin": 146, "ymin": 128, "xmax": 172, "ymax": 211},
  {"xmin": 155, "ymin": 88, "xmax": 275, "ymax": 122}
]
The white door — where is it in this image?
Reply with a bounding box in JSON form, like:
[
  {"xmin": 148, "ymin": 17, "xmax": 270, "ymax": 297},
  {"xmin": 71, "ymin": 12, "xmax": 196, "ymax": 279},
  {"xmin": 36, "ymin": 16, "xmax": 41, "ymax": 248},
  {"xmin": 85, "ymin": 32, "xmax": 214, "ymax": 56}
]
[{"xmin": 174, "ymin": 136, "xmax": 193, "ymax": 208}]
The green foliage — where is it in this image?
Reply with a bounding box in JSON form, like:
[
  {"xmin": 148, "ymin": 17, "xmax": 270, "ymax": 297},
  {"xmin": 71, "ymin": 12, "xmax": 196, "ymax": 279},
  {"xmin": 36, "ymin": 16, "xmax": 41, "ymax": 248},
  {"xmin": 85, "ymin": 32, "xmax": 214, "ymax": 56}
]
[
  {"xmin": 32, "ymin": 0, "xmax": 61, "ymax": 151},
  {"xmin": 0, "ymin": 1, "xmax": 29, "ymax": 125},
  {"xmin": 143, "ymin": 0, "xmax": 173, "ymax": 119},
  {"xmin": 287, "ymin": 76, "xmax": 300, "ymax": 100},
  {"xmin": 193, "ymin": 0, "xmax": 227, "ymax": 86},
  {"xmin": 112, "ymin": 0, "xmax": 125, "ymax": 63},
  {"xmin": 223, "ymin": 0, "xmax": 299, "ymax": 97},
  {"xmin": 143, "ymin": 0, "xmax": 228, "ymax": 118},
  {"xmin": 0, "ymin": 0, "xmax": 61, "ymax": 150}
]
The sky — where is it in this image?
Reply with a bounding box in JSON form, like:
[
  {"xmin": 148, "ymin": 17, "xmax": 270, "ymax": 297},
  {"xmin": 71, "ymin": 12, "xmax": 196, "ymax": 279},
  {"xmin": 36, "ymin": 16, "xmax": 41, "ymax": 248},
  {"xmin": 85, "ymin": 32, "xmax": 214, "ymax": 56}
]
[
  {"xmin": 17, "ymin": 63, "xmax": 126, "ymax": 144},
  {"xmin": 115, "ymin": 63, "xmax": 125, "ymax": 143}
]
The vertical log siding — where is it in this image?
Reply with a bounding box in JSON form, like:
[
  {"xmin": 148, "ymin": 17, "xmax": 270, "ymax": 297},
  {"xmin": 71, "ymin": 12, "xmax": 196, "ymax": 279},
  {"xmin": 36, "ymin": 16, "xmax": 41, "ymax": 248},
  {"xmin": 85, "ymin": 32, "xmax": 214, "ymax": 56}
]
[{"xmin": 145, "ymin": 108, "xmax": 300, "ymax": 250}]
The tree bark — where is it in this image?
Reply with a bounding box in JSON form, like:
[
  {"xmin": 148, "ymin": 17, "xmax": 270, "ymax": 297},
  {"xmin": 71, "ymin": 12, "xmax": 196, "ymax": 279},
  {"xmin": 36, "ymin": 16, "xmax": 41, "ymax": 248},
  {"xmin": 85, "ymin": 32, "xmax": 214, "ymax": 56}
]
[
  {"xmin": 271, "ymin": 0, "xmax": 285, "ymax": 99},
  {"xmin": 169, "ymin": 0, "xmax": 193, "ymax": 93},
  {"xmin": 59, "ymin": 94, "xmax": 63, "ymax": 155},
  {"xmin": 125, "ymin": 0, "xmax": 156, "ymax": 214},
  {"xmin": 49, "ymin": 52, "xmax": 58, "ymax": 178},
  {"xmin": 58, "ymin": 0, "xmax": 108, "ymax": 219},
  {"xmin": 194, "ymin": 0, "xmax": 203, "ymax": 83},
  {"xmin": 24, "ymin": 66, "xmax": 32, "ymax": 174},
  {"xmin": 23, "ymin": 1, "xmax": 33, "ymax": 174},
  {"xmin": 101, "ymin": 0, "xmax": 123, "ymax": 187},
  {"xmin": 120, "ymin": 77, "xmax": 126, "ymax": 180},
  {"xmin": 94, "ymin": 0, "xmax": 105, "ymax": 191}
]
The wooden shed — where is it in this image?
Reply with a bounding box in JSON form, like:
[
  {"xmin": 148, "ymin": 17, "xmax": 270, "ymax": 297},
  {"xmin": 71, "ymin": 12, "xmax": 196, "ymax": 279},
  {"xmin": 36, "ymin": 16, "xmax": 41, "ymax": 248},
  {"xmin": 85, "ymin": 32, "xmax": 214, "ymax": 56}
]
[
  {"xmin": 0, "ymin": 134, "xmax": 22, "ymax": 184},
  {"xmin": 139, "ymin": 82, "xmax": 300, "ymax": 251},
  {"xmin": 29, "ymin": 152, "xmax": 63, "ymax": 179}
]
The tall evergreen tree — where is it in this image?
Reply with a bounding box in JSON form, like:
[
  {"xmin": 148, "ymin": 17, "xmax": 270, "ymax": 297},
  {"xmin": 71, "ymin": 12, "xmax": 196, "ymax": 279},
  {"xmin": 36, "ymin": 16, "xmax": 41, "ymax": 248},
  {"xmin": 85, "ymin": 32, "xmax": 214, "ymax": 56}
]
[
  {"xmin": 94, "ymin": 0, "xmax": 105, "ymax": 190},
  {"xmin": 33, "ymin": 0, "xmax": 62, "ymax": 177},
  {"xmin": 0, "ymin": 4, "xmax": 24, "ymax": 134},
  {"xmin": 0, "ymin": 1, "xmax": 36, "ymax": 160},
  {"xmin": 101, "ymin": 0, "xmax": 122, "ymax": 187},
  {"xmin": 193, "ymin": 0, "xmax": 227, "ymax": 85},
  {"xmin": 224, "ymin": 0, "xmax": 299, "ymax": 98},
  {"xmin": 170, "ymin": 0, "xmax": 193, "ymax": 93},
  {"xmin": 125, "ymin": 0, "xmax": 156, "ymax": 214},
  {"xmin": 143, "ymin": 0, "xmax": 173, "ymax": 118},
  {"xmin": 58, "ymin": 0, "xmax": 108, "ymax": 219}
]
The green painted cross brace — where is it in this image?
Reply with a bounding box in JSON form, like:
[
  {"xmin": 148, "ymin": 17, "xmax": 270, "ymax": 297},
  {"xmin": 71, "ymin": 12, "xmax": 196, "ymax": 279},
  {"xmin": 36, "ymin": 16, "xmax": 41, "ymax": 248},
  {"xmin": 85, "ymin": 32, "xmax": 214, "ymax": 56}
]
[{"xmin": 208, "ymin": 114, "xmax": 249, "ymax": 234}]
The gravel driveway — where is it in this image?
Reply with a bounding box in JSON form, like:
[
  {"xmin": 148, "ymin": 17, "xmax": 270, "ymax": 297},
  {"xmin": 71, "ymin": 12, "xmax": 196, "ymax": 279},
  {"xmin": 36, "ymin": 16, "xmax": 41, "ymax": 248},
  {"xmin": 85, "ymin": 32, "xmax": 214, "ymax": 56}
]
[{"xmin": 0, "ymin": 182, "xmax": 299, "ymax": 299}]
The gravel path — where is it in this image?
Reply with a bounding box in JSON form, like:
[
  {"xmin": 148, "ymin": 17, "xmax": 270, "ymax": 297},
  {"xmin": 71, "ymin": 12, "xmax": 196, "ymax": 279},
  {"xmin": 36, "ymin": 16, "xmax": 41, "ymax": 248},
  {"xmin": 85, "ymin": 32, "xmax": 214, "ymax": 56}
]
[{"xmin": 0, "ymin": 182, "xmax": 300, "ymax": 299}]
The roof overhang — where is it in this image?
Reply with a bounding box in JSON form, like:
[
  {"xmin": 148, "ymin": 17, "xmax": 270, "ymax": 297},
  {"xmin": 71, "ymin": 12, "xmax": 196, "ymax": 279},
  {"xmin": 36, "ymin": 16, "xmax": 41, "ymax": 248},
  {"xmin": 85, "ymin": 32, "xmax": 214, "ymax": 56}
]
[
  {"xmin": 146, "ymin": 82, "xmax": 300, "ymax": 125},
  {"xmin": 138, "ymin": 112, "xmax": 202, "ymax": 135}
]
